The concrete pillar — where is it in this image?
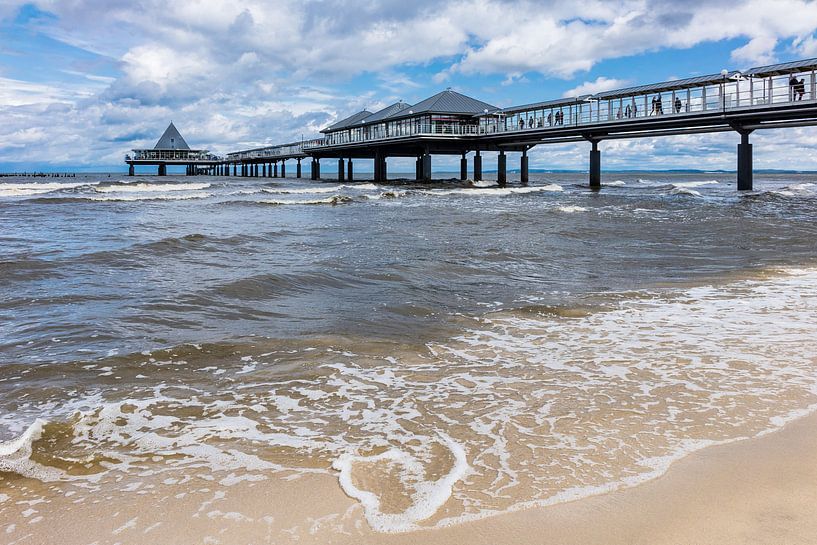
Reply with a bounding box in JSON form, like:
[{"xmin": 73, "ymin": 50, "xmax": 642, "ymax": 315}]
[
  {"xmin": 281, "ymin": 161, "xmax": 286, "ymax": 178},
  {"xmin": 233, "ymin": 164, "xmax": 237, "ymax": 176},
  {"xmin": 520, "ymin": 150, "xmax": 529, "ymax": 185},
  {"xmin": 158, "ymin": 163, "xmax": 167, "ymax": 176},
  {"xmin": 460, "ymin": 152, "xmax": 468, "ymax": 181},
  {"xmin": 128, "ymin": 164, "xmax": 135, "ymax": 176},
  {"xmin": 297, "ymin": 159, "xmax": 302, "ymax": 178},
  {"xmin": 589, "ymin": 141, "xmax": 601, "ymax": 189},
  {"xmin": 737, "ymin": 131, "xmax": 753, "ymax": 191},
  {"xmin": 338, "ymin": 158, "xmax": 345, "ymax": 182},
  {"xmin": 274, "ymin": 162, "xmax": 278, "ymax": 178},
  {"xmin": 315, "ymin": 159, "xmax": 320, "ymax": 180},
  {"xmin": 263, "ymin": 163, "xmax": 267, "ymax": 177},
  {"xmin": 311, "ymin": 159, "xmax": 317, "ymax": 180},
  {"xmin": 415, "ymin": 157, "xmax": 422, "ymax": 181},
  {"xmin": 381, "ymin": 155, "xmax": 387, "ymax": 182},
  {"xmin": 473, "ymin": 150, "xmax": 482, "ymax": 181},
  {"xmin": 374, "ymin": 152, "xmax": 384, "ymax": 183},
  {"xmin": 498, "ymin": 151, "xmax": 507, "ymax": 186},
  {"xmin": 347, "ymin": 159, "xmax": 353, "ymax": 182},
  {"xmin": 422, "ymin": 154, "xmax": 432, "ymax": 182}
]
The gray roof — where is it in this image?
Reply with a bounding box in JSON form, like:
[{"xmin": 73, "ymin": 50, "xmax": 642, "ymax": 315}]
[
  {"xmin": 490, "ymin": 96, "xmax": 589, "ymax": 115},
  {"xmin": 743, "ymin": 57, "xmax": 817, "ymax": 77},
  {"xmin": 387, "ymin": 89, "xmax": 497, "ymax": 120},
  {"xmin": 322, "ymin": 110, "xmax": 373, "ymax": 133},
  {"xmin": 362, "ymin": 101, "xmax": 412, "ymax": 123},
  {"xmin": 154, "ymin": 122, "xmax": 190, "ymax": 150},
  {"xmin": 593, "ymin": 72, "xmax": 742, "ymax": 100}
]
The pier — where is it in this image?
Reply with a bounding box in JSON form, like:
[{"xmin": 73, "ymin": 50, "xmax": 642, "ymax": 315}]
[
  {"xmin": 128, "ymin": 58, "xmax": 817, "ymax": 190},
  {"xmin": 126, "ymin": 122, "xmax": 221, "ymax": 176}
]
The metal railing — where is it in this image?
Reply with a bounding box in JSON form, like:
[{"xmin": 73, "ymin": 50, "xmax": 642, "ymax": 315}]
[
  {"xmin": 127, "ymin": 149, "xmax": 221, "ymax": 161},
  {"xmin": 224, "ymin": 67, "xmax": 817, "ymax": 155}
]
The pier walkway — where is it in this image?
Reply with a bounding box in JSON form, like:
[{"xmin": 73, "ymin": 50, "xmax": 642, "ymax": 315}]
[{"xmin": 129, "ymin": 58, "xmax": 817, "ymax": 190}]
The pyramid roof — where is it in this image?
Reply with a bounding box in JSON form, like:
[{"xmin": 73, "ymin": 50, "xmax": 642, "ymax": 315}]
[{"xmin": 154, "ymin": 122, "xmax": 191, "ymax": 150}]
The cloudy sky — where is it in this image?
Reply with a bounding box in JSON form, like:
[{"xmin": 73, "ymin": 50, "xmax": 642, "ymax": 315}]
[{"xmin": 2, "ymin": 0, "xmax": 817, "ymax": 172}]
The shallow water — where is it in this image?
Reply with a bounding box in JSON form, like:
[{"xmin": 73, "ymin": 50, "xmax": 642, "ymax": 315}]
[{"xmin": 1, "ymin": 171, "xmax": 817, "ymax": 537}]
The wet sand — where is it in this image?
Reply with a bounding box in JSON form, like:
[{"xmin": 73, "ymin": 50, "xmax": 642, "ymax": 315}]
[{"xmin": 6, "ymin": 411, "xmax": 816, "ymax": 544}]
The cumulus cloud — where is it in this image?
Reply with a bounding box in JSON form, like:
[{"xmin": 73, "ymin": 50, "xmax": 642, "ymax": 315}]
[
  {"xmin": 1, "ymin": 0, "xmax": 817, "ymax": 169},
  {"xmin": 563, "ymin": 77, "xmax": 631, "ymax": 97}
]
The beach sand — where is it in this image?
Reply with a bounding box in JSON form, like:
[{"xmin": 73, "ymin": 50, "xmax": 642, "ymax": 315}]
[{"xmin": 5, "ymin": 411, "xmax": 816, "ymax": 544}]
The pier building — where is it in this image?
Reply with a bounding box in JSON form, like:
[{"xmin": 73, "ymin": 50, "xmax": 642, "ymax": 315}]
[
  {"xmin": 128, "ymin": 58, "xmax": 817, "ymax": 190},
  {"xmin": 126, "ymin": 122, "xmax": 221, "ymax": 176}
]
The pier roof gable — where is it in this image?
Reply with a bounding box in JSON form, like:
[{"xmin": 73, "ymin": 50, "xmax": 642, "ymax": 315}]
[
  {"xmin": 387, "ymin": 89, "xmax": 497, "ymax": 120},
  {"xmin": 322, "ymin": 110, "xmax": 374, "ymax": 133},
  {"xmin": 154, "ymin": 122, "xmax": 191, "ymax": 150},
  {"xmin": 363, "ymin": 101, "xmax": 412, "ymax": 123},
  {"xmin": 743, "ymin": 57, "xmax": 817, "ymax": 77}
]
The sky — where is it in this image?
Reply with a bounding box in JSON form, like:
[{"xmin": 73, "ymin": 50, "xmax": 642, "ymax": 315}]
[{"xmin": 1, "ymin": 0, "xmax": 817, "ymax": 172}]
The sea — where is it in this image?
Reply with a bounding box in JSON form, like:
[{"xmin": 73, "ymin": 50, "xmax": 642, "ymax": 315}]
[{"xmin": 1, "ymin": 171, "xmax": 816, "ymax": 539}]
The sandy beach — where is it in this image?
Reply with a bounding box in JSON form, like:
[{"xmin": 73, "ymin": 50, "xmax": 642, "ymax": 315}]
[{"xmin": 4, "ymin": 410, "xmax": 815, "ymax": 544}]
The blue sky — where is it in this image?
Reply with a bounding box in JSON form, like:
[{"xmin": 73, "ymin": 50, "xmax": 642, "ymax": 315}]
[{"xmin": 1, "ymin": 0, "xmax": 817, "ymax": 172}]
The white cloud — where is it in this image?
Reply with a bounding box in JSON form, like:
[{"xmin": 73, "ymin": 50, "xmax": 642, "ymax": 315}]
[
  {"xmin": 563, "ymin": 77, "xmax": 631, "ymax": 97},
  {"xmin": 2, "ymin": 0, "xmax": 817, "ymax": 168}
]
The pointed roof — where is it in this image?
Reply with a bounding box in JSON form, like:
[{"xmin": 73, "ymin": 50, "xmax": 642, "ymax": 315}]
[
  {"xmin": 321, "ymin": 110, "xmax": 373, "ymax": 133},
  {"xmin": 154, "ymin": 122, "xmax": 190, "ymax": 150},
  {"xmin": 362, "ymin": 101, "xmax": 412, "ymax": 124},
  {"xmin": 388, "ymin": 89, "xmax": 497, "ymax": 121}
]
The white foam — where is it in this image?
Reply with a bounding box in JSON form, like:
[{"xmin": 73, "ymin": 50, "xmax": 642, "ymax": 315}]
[
  {"xmin": 557, "ymin": 205, "xmax": 587, "ymax": 213},
  {"xmin": 0, "ymin": 182, "xmax": 89, "ymax": 197},
  {"xmin": 0, "ymin": 419, "xmax": 63, "ymax": 481},
  {"xmin": 94, "ymin": 182, "xmax": 211, "ymax": 193},
  {"xmin": 420, "ymin": 184, "xmax": 562, "ymax": 197},
  {"xmin": 605, "ymin": 180, "xmax": 626, "ymax": 186},
  {"xmin": 257, "ymin": 195, "xmax": 353, "ymax": 205},
  {"xmin": 669, "ymin": 187, "xmax": 702, "ymax": 197},
  {"xmin": 671, "ymin": 180, "xmax": 719, "ymax": 188},
  {"xmin": 332, "ymin": 433, "xmax": 469, "ymax": 532}
]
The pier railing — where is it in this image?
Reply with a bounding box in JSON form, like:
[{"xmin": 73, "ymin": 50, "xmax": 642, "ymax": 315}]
[{"xmin": 302, "ymin": 67, "xmax": 816, "ymax": 150}]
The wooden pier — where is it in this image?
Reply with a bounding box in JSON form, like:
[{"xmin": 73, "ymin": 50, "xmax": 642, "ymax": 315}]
[{"xmin": 128, "ymin": 58, "xmax": 817, "ymax": 190}]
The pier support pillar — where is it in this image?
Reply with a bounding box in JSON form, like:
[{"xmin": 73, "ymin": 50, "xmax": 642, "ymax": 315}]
[
  {"xmin": 374, "ymin": 152, "xmax": 386, "ymax": 183},
  {"xmin": 158, "ymin": 163, "xmax": 167, "ymax": 176},
  {"xmin": 297, "ymin": 159, "xmax": 302, "ymax": 178},
  {"xmin": 347, "ymin": 159, "xmax": 353, "ymax": 182},
  {"xmin": 415, "ymin": 157, "xmax": 422, "ymax": 181},
  {"xmin": 422, "ymin": 153, "xmax": 432, "ymax": 182},
  {"xmin": 281, "ymin": 161, "xmax": 286, "ymax": 178},
  {"xmin": 233, "ymin": 164, "xmax": 237, "ymax": 176},
  {"xmin": 338, "ymin": 158, "xmax": 345, "ymax": 182},
  {"xmin": 737, "ymin": 131, "xmax": 753, "ymax": 191},
  {"xmin": 473, "ymin": 151, "xmax": 482, "ymax": 181},
  {"xmin": 460, "ymin": 152, "xmax": 468, "ymax": 181},
  {"xmin": 310, "ymin": 159, "xmax": 316, "ymax": 180},
  {"xmin": 263, "ymin": 163, "xmax": 267, "ymax": 177},
  {"xmin": 589, "ymin": 141, "xmax": 601, "ymax": 189},
  {"xmin": 520, "ymin": 150, "xmax": 529, "ymax": 185},
  {"xmin": 274, "ymin": 162, "xmax": 278, "ymax": 178},
  {"xmin": 498, "ymin": 151, "xmax": 507, "ymax": 186},
  {"xmin": 129, "ymin": 164, "xmax": 135, "ymax": 176}
]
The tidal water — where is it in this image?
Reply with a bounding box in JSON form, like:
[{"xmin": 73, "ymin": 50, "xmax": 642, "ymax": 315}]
[{"xmin": 1, "ymin": 171, "xmax": 817, "ymax": 537}]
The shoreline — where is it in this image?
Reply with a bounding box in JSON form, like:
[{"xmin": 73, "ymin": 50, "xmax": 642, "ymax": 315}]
[{"xmin": 5, "ymin": 409, "xmax": 817, "ymax": 544}]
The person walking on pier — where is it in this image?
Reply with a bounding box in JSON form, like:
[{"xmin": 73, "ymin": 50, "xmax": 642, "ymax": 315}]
[
  {"xmin": 625, "ymin": 103, "xmax": 632, "ymax": 118},
  {"xmin": 797, "ymin": 78, "xmax": 806, "ymax": 100},
  {"xmin": 790, "ymin": 75, "xmax": 801, "ymax": 100},
  {"xmin": 674, "ymin": 96, "xmax": 682, "ymax": 113}
]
